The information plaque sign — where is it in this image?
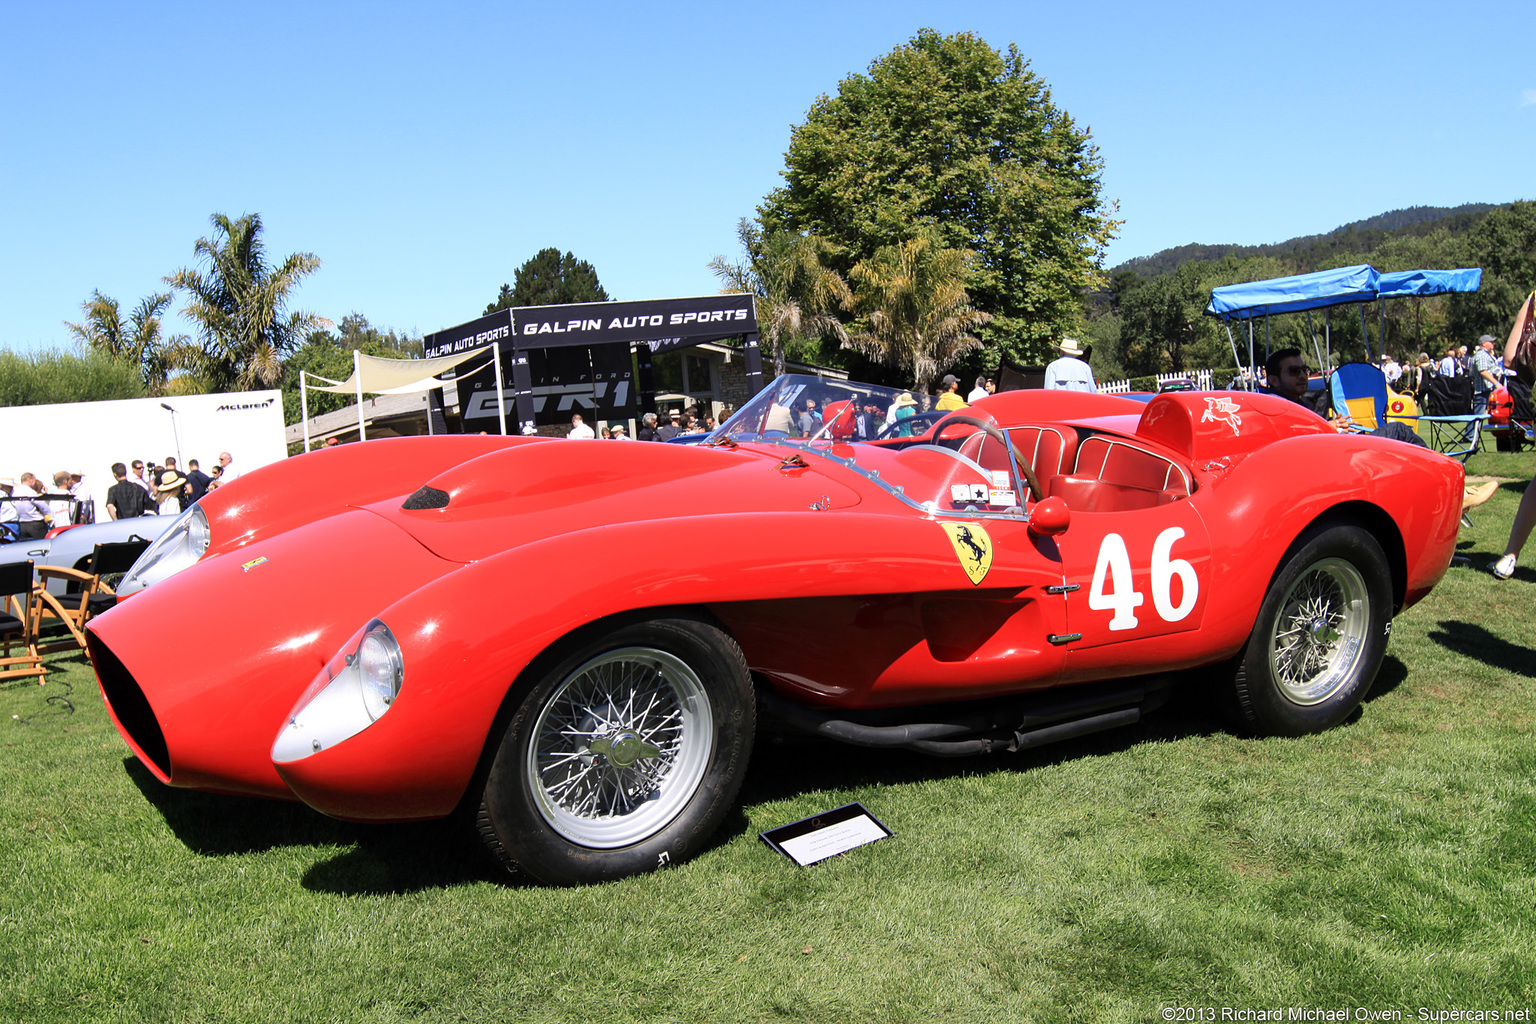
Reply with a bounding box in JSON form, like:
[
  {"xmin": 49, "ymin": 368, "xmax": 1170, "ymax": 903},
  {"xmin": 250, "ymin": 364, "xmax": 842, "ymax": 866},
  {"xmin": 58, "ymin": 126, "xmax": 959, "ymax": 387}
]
[{"xmin": 759, "ymin": 802, "xmax": 892, "ymax": 867}]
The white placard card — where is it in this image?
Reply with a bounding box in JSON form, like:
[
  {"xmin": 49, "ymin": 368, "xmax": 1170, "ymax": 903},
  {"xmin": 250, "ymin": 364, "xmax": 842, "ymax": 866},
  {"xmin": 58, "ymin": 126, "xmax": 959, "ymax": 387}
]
[{"xmin": 759, "ymin": 802, "xmax": 893, "ymax": 867}]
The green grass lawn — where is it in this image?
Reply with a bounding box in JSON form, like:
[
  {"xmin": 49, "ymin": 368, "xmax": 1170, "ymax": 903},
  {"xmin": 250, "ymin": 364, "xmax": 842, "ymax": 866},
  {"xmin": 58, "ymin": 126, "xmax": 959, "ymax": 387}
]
[{"xmin": 4, "ymin": 454, "xmax": 1535, "ymax": 1023}]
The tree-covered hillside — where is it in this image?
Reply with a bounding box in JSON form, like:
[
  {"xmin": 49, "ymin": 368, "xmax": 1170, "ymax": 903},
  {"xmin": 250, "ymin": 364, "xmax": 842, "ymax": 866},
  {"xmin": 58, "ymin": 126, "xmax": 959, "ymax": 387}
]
[
  {"xmin": 1087, "ymin": 201, "xmax": 1534, "ymax": 382},
  {"xmin": 1114, "ymin": 204, "xmax": 1495, "ymax": 280}
]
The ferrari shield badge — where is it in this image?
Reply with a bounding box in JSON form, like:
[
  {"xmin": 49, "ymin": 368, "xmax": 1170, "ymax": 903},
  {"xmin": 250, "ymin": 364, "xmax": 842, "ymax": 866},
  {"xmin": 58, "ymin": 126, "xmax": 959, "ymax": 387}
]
[{"xmin": 941, "ymin": 522, "xmax": 993, "ymax": 586}]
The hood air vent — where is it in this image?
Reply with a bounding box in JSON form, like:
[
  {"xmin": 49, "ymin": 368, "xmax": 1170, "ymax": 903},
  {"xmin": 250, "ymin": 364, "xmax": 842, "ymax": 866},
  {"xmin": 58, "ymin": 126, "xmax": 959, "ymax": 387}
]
[{"xmin": 402, "ymin": 486, "xmax": 450, "ymax": 510}]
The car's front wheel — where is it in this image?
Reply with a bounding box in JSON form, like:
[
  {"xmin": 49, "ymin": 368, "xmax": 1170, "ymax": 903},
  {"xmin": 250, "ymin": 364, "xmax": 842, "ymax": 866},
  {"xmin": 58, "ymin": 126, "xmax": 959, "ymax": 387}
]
[
  {"xmin": 478, "ymin": 617, "xmax": 754, "ymax": 885},
  {"xmin": 1230, "ymin": 524, "xmax": 1391, "ymax": 736}
]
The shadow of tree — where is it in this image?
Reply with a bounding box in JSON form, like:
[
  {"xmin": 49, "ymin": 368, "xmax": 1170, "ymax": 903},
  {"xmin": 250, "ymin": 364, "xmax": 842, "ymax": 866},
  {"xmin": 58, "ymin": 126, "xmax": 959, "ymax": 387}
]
[{"xmin": 1426, "ymin": 621, "xmax": 1536, "ymax": 678}]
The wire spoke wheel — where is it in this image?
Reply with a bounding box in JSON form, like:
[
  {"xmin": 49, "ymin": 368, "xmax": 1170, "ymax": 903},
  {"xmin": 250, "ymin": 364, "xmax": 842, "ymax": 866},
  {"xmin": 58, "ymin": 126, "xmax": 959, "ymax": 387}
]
[
  {"xmin": 1230, "ymin": 524, "xmax": 1390, "ymax": 737},
  {"xmin": 528, "ymin": 647, "xmax": 713, "ymax": 848},
  {"xmin": 1267, "ymin": 557, "xmax": 1370, "ymax": 706}
]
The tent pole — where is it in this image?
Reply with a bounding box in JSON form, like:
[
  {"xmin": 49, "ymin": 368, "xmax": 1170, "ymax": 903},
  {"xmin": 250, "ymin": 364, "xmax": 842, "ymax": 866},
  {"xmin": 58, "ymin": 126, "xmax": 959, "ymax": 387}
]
[
  {"xmin": 1223, "ymin": 322, "xmax": 1244, "ymax": 388},
  {"xmin": 492, "ymin": 343, "xmax": 508, "ymax": 436},
  {"xmin": 355, "ymin": 349, "xmax": 367, "ymax": 441},
  {"xmin": 301, "ymin": 372, "xmax": 312, "ymax": 452},
  {"xmin": 1248, "ymin": 321, "xmax": 1255, "ymax": 384},
  {"xmin": 1307, "ymin": 310, "xmax": 1326, "ymax": 374},
  {"xmin": 1359, "ymin": 304, "xmax": 1370, "ymax": 364}
]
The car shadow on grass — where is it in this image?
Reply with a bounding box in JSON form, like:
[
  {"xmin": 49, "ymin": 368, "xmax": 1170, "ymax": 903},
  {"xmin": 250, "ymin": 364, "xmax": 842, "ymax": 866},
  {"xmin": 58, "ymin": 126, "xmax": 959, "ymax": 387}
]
[
  {"xmin": 1426, "ymin": 621, "xmax": 1536, "ymax": 678},
  {"xmin": 124, "ymin": 757, "xmax": 510, "ymax": 894},
  {"xmin": 731, "ymin": 673, "xmax": 1235, "ymax": 813}
]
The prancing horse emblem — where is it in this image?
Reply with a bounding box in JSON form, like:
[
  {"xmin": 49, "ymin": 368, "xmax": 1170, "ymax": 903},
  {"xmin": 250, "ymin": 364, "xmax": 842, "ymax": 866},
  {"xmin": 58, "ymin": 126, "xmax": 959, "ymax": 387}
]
[
  {"xmin": 941, "ymin": 522, "xmax": 994, "ymax": 586},
  {"xmin": 1200, "ymin": 396, "xmax": 1243, "ymax": 435}
]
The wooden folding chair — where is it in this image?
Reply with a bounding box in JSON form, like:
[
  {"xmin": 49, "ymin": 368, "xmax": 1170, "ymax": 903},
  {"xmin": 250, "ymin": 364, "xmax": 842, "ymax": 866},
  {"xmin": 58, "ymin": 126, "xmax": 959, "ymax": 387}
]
[
  {"xmin": 0, "ymin": 560, "xmax": 46, "ymax": 683},
  {"xmin": 32, "ymin": 539, "xmax": 151, "ymax": 655}
]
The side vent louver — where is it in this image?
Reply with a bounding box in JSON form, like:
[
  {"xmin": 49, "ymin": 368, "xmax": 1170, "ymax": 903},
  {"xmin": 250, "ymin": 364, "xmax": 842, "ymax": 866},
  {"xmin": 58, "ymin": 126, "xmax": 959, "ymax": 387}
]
[{"xmin": 402, "ymin": 486, "xmax": 450, "ymax": 510}]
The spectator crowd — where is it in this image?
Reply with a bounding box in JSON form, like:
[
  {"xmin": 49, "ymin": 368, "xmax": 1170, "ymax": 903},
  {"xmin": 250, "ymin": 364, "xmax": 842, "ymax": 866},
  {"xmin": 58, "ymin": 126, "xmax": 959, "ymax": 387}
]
[{"xmin": 1, "ymin": 451, "xmax": 241, "ymax": 540}]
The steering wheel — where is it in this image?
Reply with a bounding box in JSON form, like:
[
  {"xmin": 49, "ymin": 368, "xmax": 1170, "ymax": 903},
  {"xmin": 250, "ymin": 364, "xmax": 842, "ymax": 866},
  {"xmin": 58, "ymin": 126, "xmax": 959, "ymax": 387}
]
[{"xmin": 931, "ymin": 414, "xmax": 1043, "ymax": 503}]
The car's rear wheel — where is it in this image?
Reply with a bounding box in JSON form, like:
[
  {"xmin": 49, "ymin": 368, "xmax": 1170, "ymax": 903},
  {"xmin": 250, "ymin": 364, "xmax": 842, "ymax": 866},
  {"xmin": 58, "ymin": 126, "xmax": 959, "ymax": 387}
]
[
  {"xmin": 478, "ymin": 617, "xmax": 754, "ymax": 885},
  {"xmin": 1230, "ymin": 524, "xmax": 1391, "ymax": 736}
]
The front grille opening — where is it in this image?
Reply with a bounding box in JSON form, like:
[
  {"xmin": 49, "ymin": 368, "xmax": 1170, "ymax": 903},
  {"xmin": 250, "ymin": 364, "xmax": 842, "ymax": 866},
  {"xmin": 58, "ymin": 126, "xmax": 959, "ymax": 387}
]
[
  {"xmin": 86, "ymin": 631, "xmax": 171, "ymax": 778},
  {"xmin": 402, "ymin": 486, "xmax": 450, "ymax": 510}
]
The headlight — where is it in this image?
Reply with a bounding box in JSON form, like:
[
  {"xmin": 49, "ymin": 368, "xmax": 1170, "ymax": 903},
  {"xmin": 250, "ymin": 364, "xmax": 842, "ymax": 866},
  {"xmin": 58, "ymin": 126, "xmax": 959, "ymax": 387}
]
[
  {"xmin": 272, "ymin": 620, "xmax": 403, "ymax": 763},
  {"xmin": 357, "ymin": 628, "xmax": 404, "ymax": 721},
  {"xmin": 117, "ymin": 504, "xmax": 210, "ymax": 595}
]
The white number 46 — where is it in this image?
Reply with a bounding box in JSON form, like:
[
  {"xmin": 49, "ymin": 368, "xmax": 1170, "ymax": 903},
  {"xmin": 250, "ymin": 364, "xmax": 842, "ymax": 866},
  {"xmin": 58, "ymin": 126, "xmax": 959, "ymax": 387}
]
[{"xmin": 1087, "ymin": 528, "xmax": 1198, "ymax": 631}]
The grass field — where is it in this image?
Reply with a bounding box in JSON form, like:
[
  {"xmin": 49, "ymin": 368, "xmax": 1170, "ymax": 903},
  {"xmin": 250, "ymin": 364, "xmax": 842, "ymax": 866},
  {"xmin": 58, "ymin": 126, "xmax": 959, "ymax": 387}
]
[{"xmin": 3, "ymin": 451, "xmax": 1534, "ymax": 1023}]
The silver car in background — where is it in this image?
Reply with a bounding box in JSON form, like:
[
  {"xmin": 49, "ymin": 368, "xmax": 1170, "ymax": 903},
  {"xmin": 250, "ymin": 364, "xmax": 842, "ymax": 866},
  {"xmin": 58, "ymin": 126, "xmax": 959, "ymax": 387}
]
[{"xmin": 0, "ymin": 516, "xmax": 173, "ymax": 596}]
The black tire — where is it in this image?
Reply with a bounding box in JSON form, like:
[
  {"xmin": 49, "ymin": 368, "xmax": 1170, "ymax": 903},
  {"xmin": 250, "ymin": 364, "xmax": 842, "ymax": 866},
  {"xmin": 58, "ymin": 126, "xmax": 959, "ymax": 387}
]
[
  {"xmin": 478, "ymin": 617, "xmax": 755, "ymax": 885},
  {"xmin": 1230, "ymin": 525, "xmax": 1391, "ymax": 737}
]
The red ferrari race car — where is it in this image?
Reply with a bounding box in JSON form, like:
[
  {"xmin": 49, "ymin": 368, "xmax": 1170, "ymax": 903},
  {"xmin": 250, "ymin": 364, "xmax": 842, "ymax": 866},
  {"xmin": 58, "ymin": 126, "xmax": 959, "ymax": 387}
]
[{"xmin": 86, "ymin": 374, "xmax": 1464, "ymax": 885}]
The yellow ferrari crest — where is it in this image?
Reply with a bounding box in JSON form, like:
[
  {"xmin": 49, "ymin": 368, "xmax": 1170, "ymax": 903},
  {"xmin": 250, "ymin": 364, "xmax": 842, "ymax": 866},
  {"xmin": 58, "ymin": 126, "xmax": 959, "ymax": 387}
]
[{"xmin": 941, "ymin": 522, "xmax": 993, "ymax": 586}]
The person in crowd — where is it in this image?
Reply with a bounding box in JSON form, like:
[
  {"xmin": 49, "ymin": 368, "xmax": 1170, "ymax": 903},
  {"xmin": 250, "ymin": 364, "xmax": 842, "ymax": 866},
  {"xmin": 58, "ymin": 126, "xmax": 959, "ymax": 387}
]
[
  {"xmin": 567, "ymin": 413, "xmax": 596, "ymax": 439},
  {"xmin": 1044, "ymin": 339, "xmax": 1098, "ymax": 393},
  {"xmin": 891, "ymin": 391, "xmax": 919, "ymax": 436},
  {"xmin": 156, "ymin": 460, "xmax": 187, "ymax": 515},
  {"xmin": 1438, "ymin": 346, "xmax": 1461, "ymax": 378},
  {"xmin": 607, "ymin": 423, "xmax": 634, "ymax": 440},
  {"xmin": 216, "ymin": 451, "xmax": 240, "ymax": 482},
  {"xmin": 207, "ymin": 465, "xmax": 224, "ymax": 491},
  {"xmin": 0, "ymin": 478, "xmax": 17, "ymax": 540},
  {"xmin": 1379, "ymin": 353, "xmax": 1402, "ymax": 385},
  {"xmin": 105, "ymin": 462, "xmax": 150, "ymax": 520},
  {"xmin": 1405, "ymin": 352, "xmax": 1436, "ymax": 403},
  {"xmin": 183, "ymin": 459, "xmax": 212, "ymax": 504},
  {"xmin": 1471, "ymin": 335, "xmax": 1501, "ymax": 405},
  {"xmin": 935, "ymin": 374, "xmax": 968, "ymax": 411},
  {"xmin": 129, "ymin": 459, "xmax": 154, "ymax": 500},
  {"xmin": 50, "ymin": 471, "xmax": 74, "ymax": 526},
  {"xmin": 797, "ymin": 399, "xmax": 822, "ymax": 434},
  {"xmin": 322, "ymin": 436, "xmax": 341, "ymax": 448},
  {"xmin": 1492, "ymin": 300, "xmax": 1536, "ymax": 579},
  {"xmin": 967, "ymin": 374, "xmax": 991, "ymax": 402},
  {"xmin": 67, "ymin": 469, "xmax": 94, "ymax": 524},
  {"xmin": 637, "ymin": 412, "xmax": 659, "ymax": 442},
  {"xmin": 655, "ymin": 410, "xmax": 683, "ymax": 442},
  {"xmin": 703, "ymin": 414, "xmax": 717, "ymax": 432},
  {"xmin": 13, "ymin": 473, "xmax": 51, "ymax": 539},
  {"xmin": 853, "ymin": 397, "xmax": 887, "ymax": 439}
]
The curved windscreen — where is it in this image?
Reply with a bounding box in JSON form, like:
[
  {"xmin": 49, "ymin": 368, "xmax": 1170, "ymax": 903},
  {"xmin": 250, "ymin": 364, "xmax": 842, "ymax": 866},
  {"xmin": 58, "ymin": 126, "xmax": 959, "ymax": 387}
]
[{"xmin": 712, "ymin": 375, "xmax": 1030, "ymax": 518}]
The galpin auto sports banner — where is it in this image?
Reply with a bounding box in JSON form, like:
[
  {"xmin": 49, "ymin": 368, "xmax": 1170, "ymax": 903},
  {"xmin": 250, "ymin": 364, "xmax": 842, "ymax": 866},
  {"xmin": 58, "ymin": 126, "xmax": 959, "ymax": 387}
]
[{"xmin": 424, "ymin": 295, "xmax": 760, "ymax": 432}]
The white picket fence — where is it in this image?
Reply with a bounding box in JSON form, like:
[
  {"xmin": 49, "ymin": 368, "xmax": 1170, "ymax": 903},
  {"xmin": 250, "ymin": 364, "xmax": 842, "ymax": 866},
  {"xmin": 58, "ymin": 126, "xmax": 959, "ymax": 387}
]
[{"xmin": 1099, "ymin": 369, "xmax": 1214, "ymax": 394}]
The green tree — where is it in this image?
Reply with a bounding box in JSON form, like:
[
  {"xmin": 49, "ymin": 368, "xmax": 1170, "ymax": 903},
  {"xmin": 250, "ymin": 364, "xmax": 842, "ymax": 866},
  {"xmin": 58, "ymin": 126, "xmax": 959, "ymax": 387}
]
[
  {"xmin": 708, "ymin": 220, "xmax": 851, "ymax": 376},
  {"xmin": 63, "ymin": 290, "xmax": 198, "ymax": 395},
  {"xmin": 165, "ymin": 213, "xmax": 324, "ymax": 392},
  {"xmin": 281, "ymin": 314, "xmax": 424, "ymax": 426},
  {"xmin": 846, "ymin": 232, "xmax": 990, "ymax": 395},
  {"xmin": 485, "ymin": 248, "xmax": 610, "ymax": 313},
  {"xmin": 759, "ymin": 29, "xmax": 1117, "ymax": 365},
  {"xmin": 1451, "ymin": 201, "xmax": 1536, "ymax": 341}
]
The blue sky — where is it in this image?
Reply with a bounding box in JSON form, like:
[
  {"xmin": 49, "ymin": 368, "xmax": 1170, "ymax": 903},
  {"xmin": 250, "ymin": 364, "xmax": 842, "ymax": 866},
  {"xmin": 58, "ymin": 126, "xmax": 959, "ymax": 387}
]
[{"xmin": 4, "ymin": 0, "xmax": 1532, "ymax": 354}]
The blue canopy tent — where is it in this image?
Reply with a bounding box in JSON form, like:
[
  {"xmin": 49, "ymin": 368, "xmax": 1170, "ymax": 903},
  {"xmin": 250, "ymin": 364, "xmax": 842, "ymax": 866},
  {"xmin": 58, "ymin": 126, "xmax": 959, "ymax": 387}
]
[{"xmin": 1204, "ymin": 265, "xmax": 1481, "ymax": 387}]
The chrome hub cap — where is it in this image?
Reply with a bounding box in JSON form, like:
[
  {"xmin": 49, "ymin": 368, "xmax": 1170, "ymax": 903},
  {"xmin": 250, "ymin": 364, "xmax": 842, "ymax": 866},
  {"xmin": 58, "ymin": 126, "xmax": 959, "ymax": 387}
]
[
  {"xmin": 528, "ymin": 647, "xmax": 713, "ymax": 848},
  {"xmin": 1268, "ymin": 557, "xmax": 1369, "ymax": 706}
]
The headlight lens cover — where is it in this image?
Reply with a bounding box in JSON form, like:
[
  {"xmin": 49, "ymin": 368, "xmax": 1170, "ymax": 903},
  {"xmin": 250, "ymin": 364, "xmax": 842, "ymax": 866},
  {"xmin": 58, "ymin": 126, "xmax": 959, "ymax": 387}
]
[
  {"xmin": 272, "ymin": 620, "xmax": 404, "ymax": 764},
  {"xmin": 117, "ymin": 504, "xmax": 210, "ymax": 595}
]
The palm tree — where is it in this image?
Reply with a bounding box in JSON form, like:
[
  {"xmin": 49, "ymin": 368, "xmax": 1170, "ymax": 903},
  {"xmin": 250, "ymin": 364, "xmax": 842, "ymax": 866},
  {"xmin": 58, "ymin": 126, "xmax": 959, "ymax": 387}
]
[
  {"xmin": 847, "ymin": 233, "xmax": 991, "ymax": 397},
  {"xmin": 64, "ymin": 290, "xmax": 196, "ymax": 395},
  {"xmin": 166, "ymin": 213, "xmax": 325, "ymax": 391},
  {"xmin": 709, "ymin": 220, "xmax": 850, "ymax": 376}
]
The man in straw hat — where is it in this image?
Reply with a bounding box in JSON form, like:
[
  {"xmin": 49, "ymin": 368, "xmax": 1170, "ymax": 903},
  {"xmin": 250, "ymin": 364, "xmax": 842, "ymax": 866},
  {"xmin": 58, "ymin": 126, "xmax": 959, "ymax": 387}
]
[{"xmin": 1044, "ymin": 338, "xmax": 1097, "ymax": 393}]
